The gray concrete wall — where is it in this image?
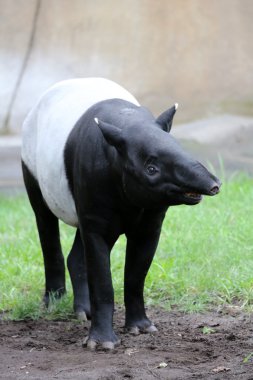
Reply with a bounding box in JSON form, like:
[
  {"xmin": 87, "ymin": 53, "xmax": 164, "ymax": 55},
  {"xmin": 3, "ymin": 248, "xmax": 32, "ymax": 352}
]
[{"xmin": 1, "ymin": 0, "xmax": 253, "ymax": 133}]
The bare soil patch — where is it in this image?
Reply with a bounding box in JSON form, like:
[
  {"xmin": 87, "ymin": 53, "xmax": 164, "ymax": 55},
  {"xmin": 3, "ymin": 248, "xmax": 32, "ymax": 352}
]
[{"xmin": 1, "ymin": 307, "xmax": 253, "ymax": 379}]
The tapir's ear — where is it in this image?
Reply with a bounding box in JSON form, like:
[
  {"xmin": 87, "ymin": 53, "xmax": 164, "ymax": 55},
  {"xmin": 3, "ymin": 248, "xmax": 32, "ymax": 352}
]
[
  {"xmin": 94, "ymin": 118, "xmax": 124, "ymax": 150},
  {"xmin": 156, "ymin": 103, "xmax": 178, "ymax": 132}
]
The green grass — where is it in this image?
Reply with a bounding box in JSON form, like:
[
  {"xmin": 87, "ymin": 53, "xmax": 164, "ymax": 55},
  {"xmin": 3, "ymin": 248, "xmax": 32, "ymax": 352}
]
[{"xmin": 0, "ymin": 173, "xmax": 253, "ymax": 319}]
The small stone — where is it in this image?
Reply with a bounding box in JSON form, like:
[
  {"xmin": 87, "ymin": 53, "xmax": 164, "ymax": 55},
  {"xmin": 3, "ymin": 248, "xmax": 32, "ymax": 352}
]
[{"xmin": 157, "ymin": 362, "xmax": 168, "ymax": 368}]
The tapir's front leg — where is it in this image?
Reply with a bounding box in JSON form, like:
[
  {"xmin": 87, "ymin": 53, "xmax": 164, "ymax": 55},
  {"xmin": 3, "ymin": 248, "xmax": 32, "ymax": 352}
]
[
  {"xmin": 124, "ymin": 209, "xmax": 166, "ymax": 334},
  {"xmin": 80, "ymin": 227, "xmax": 120, "ymax": 350}
]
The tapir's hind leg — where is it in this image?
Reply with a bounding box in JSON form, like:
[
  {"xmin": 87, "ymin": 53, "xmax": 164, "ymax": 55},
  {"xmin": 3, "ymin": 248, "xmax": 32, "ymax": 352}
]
[
  {"xmin": 22, "ymin": 161, "xmax": 66, "ymax": 306},
  {"xmin": 67, "ymin": 229, "xmax": 91, "ymax": 320}
]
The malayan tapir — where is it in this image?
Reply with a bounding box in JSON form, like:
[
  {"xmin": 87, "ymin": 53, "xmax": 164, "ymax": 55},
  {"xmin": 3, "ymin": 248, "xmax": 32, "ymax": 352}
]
[{"xmin": 21, "ymin": 78, "xmax": 221, "ymax": 350}]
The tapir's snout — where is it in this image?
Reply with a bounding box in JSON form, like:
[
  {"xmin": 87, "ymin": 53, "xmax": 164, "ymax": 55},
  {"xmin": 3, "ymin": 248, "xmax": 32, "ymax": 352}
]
[
  {"xmin": 172, "ymin": 159, "xmax": 222, "ymax": 206},
  {"xmin": 209, "ymin": 182, "xmax": 221, "ymax": 196},
  {"xmin": 203, "ymin": 174, "xmax": 221, "ymax": 196}
]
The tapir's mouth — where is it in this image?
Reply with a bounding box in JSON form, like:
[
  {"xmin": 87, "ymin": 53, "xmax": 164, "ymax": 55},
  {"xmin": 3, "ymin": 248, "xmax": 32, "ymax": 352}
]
[{"xmin": 183, "ymin": 192, "xmax": 203, "ymax": 203}]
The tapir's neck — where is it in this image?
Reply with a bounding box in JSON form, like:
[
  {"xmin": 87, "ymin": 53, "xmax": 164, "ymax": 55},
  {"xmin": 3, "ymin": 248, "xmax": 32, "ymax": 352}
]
[{"xmin": 101, "ymin": 143, "xmax": 142, "ymax": 212}]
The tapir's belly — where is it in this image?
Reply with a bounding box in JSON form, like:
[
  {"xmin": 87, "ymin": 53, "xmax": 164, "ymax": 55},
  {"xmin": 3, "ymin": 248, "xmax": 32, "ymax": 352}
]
[{"xmin": 21, "ymin": 78, "xmax": 139, "ymax": 227}]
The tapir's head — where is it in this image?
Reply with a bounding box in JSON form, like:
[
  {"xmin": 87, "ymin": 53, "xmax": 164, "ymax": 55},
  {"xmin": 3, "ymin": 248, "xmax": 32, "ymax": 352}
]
[{"xmin": 95, "ymin": 103, "xmax": 221, "ymax": 208}]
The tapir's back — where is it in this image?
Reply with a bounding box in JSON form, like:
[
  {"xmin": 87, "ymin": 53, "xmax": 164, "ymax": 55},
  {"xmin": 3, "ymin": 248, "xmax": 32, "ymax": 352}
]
[{"xmin": 21, "ymin": 78, "xmax": 139, "ymax": 226}]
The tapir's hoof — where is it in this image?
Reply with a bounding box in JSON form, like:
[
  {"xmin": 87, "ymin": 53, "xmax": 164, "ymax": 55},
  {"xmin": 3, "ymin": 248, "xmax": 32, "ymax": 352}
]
[
  {"xmin": 76, "ymin": 311, "xmax": 88, "ymax": 321},
  {"xmin": 127, "ymin": 324, "xmax": 158, "ymax": 335},
  {"xmin": 86, "ymin": 339, "xmax": 97, "ymax": 350},
  {"xmin": 128, "ymin": 326, "xmax": 140, "ymax": 335},
  {"xmin": 82, "ymin": 337, "xmax": 121, "ymax": 351},
  {"xmin": 144, "ymin": 324, "xmax": 158, "ymax": 333}
]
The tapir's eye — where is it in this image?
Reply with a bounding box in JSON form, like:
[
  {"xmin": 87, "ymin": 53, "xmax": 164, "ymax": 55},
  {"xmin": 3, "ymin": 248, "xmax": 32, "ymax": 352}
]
[{"xmin": 146, "ymin": 165, "xmax": 158, "ymax": 175}]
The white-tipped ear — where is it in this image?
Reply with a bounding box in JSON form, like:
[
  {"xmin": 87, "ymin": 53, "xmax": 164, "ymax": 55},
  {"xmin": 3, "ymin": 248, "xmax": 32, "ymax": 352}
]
[
  {"xmin": 156, "ymin": 104, "xmax": 178, "ymax": 132},
  {"xmin": 95, "ymin": 118, "xmax": 124, "ymax": 150}
]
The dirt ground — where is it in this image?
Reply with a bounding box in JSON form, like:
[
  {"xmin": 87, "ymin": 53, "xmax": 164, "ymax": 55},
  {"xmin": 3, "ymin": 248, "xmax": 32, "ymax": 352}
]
[{"xmin": 1, "ymin": 307, "xmax": 253, "ymax": 380}]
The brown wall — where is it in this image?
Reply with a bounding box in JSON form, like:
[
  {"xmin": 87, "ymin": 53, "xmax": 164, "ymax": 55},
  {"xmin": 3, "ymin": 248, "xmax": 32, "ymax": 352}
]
[{"xmin": 1, "ymin": 0, "xmax": 253, "ymax": 133}]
